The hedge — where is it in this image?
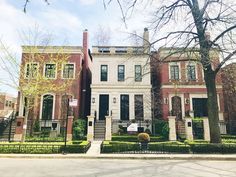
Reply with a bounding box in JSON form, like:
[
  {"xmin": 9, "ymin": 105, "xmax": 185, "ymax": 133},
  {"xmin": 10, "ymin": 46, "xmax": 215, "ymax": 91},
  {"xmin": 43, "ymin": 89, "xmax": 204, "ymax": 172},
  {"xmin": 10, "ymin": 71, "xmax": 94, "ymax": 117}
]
[
  {"xmin": 112, "ymin": 135, "xmax": 166, "ymax": 142},
  {"xmin": 101, "ymin": 141, "xmax": 189, "ymax": 153},
  {"xmin": 189, "ymin": 143, "xmax": 236, "ymax": 154},
  {"xmin": 0, "ymin": 141, "xmax": 90, "ymax": 154}
]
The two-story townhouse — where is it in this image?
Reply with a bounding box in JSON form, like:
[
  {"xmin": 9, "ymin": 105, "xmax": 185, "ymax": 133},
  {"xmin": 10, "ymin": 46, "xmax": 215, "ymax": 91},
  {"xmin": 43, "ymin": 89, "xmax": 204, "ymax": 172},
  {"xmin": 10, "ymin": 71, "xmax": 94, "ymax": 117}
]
[
  {"xmin": 90, "ymin": 29, "xmax": 152, "ymax": 135},
  {"xmin": 17, "ymin": 30, "xmax": 92, "ymax": 136},
  {"xmin": 152, "ymin": 48, "xmax": 226, "ymax": 133}
]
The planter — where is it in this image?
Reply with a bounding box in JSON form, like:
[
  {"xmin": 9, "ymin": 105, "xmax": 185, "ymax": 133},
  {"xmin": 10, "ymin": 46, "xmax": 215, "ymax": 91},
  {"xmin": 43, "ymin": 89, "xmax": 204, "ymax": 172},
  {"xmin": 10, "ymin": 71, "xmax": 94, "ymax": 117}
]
[{"xmin": 140, "ymin": 142, "xmax": 149, "ymax": 150}]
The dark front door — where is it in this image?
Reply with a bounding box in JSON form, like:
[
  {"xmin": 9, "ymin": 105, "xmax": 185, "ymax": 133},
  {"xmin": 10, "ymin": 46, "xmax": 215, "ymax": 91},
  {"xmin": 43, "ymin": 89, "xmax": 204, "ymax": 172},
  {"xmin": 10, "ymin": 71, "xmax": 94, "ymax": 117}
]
[
  {"xmin": 193, "ymin": 98, "xmax": 208, "ymax": 117},
  {"xmin": 99, "ymin": 95, "xmax": 109, "ymax": 120}
]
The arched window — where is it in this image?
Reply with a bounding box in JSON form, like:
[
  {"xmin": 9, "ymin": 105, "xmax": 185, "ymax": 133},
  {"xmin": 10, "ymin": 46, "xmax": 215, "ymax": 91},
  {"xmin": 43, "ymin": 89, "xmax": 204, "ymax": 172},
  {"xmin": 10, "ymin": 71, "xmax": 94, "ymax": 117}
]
[{"xmin": 42, "ymin": 94, "xmax": 54, "ymax": 120}]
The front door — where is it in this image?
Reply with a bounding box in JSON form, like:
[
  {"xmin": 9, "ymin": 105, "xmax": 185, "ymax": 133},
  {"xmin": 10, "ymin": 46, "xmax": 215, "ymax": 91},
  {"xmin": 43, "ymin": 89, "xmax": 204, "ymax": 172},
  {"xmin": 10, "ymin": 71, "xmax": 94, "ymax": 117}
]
[
  {"xmin": 171, "ymin": 96, "xmax": 182, "ymax": 119},
  {"xmin": 99, "ymin": 95, "xmax": 109, "ymax": 120}
]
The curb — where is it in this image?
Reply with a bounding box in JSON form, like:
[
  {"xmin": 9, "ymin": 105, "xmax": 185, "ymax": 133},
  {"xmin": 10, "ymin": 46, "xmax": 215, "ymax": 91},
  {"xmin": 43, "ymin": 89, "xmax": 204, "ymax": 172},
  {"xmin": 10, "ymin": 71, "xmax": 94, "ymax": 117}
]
[{"xmin": 1, "ymin": 154, "xmax": 236, "ymax": 161}]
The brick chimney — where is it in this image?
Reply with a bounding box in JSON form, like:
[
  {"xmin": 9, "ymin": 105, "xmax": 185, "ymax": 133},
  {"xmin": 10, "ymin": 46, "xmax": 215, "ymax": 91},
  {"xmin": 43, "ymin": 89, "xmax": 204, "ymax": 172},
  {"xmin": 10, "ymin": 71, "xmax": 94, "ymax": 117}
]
[
  {"xmin": 83, "ymin": 29, "xmax": 89, "ymax": 68},
  {"xmin": 143, "ymin": 27, "xmax": 150, "ymax": 53}
]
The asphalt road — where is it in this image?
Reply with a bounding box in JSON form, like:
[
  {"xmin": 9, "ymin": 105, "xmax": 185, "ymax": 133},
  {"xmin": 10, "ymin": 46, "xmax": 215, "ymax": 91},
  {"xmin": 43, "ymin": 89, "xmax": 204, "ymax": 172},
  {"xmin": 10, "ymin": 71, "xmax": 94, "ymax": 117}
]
[{"xmin": 0, "ymin": 158, "xmax": 236, "ymax": 177}]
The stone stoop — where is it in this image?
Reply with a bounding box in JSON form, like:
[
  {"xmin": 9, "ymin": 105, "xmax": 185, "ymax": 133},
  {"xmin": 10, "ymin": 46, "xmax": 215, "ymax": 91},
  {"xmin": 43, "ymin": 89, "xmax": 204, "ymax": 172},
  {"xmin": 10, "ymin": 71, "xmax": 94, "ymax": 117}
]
[
  {"xmin": 176, "ymin": 120, "xmax": 186, "ymax": 138},
  {"xmin": 86, "ymin": 141, "xmax": 102, "ymax": 155},
  {"xmin": 94, "ymin": 120, "xmax": 105, "ymax": 140}
]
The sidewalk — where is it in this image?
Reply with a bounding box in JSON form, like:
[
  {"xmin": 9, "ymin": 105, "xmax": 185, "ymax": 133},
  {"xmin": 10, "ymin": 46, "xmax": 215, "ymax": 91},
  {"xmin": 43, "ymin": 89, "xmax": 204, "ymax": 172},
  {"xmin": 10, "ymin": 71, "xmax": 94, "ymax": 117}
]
[{"xmin": 1, "ymin": 153, "xmax": 236, "ymax": 161}]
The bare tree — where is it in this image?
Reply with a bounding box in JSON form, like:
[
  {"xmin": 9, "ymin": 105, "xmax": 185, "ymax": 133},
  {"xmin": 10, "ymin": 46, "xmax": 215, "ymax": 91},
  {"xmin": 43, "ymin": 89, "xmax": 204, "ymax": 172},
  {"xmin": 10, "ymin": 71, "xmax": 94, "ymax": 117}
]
[
  {"xmin": 93, "ymin": 25, "xmax": 111, "ymax": 46},
  {"xmin": 104, "ymin": 0, "xmax": 236, "ymax": 143}
]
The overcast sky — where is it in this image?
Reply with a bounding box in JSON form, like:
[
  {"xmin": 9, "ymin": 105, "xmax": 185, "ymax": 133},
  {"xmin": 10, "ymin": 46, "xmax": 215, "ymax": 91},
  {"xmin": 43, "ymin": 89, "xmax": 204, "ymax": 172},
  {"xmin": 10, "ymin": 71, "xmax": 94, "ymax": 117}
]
[{"xmin": 0, "ymin": 0, "xmax": 152, "ymax": 95}]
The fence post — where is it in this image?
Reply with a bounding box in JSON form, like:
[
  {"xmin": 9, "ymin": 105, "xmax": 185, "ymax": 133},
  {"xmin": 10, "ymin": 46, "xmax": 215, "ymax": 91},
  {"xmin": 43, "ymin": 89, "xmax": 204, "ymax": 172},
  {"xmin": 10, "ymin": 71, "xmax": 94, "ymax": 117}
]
[
  {"xmin": 87, "ymin": 115, "xmax": 95, "ymax": 141},
  {"xmin": 185, "ymin": 117, "xmax": 193, "ymax": 141},
  {"xmin": 105, "ymin": 116, "xmax": 112, "ymax": 141},
  {"xmin": 13, "ymin": 116, "xmax": 25, "ymax": 141},
  {"xmin": 168, "ymin": 116, "xmax": 177, "ymax": 141},
  {"xmin": 66, "ymin": 116, "xmax": 74, "ymax": 141}
]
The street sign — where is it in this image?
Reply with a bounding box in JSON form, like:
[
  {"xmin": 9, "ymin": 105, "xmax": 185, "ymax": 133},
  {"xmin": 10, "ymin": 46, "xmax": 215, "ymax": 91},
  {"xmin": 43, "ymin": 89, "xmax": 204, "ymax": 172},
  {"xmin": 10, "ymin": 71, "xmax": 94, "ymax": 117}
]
[{"xmin": 69, "ymin": 99, "xmax": 78, "ymax": 107}]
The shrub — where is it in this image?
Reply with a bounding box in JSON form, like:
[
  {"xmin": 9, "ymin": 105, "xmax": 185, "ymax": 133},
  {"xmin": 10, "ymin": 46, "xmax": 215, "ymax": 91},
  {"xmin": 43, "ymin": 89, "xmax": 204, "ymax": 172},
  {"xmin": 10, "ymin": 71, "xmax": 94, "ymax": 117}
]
[
  {"xmin": 112, "ymin": 135, "xmax": 166, "ymax": 142},
  {"xmin": 137, "ymin": 133, "xmax": 150, "ymax": 143},
  {"xmin": 154, "ymin": 120, "xmax": 169, "ymax": 139},
  {"xmin": 144, "ymin": 128, "xmax": 151, "ymax": 135},
  {"xmin": 0, "ymin": 141, "xmax": 91, "ymax": 154},
  {"xmin": 149, "ymin": 142, "xmax": 190, "ymax": 153},
  {"xmin": 189, "ymin": 143, "xmax": 236, "ymax": 154},
  {"xmin": 73, "ymin": 119, "xmax": 86, "ymax": 140},
  {"xmin": 33, "ymin": 119, "xmax": 40, "ymax": 132}
]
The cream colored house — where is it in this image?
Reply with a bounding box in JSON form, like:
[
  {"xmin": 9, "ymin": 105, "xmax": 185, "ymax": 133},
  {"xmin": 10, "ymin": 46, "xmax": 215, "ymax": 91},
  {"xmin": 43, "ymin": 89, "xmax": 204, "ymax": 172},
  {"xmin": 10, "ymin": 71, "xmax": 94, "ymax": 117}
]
[{"xmin": 90, "ymin": 29, "xmax": 152, "ymax": 133}]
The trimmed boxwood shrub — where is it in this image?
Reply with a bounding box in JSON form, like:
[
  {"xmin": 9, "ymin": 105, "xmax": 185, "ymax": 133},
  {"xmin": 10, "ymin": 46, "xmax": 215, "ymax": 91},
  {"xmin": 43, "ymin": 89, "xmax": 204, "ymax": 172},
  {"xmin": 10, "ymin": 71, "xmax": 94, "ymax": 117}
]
[
  {"xmin": 189, "ymin": 143, "xmax": 236, "ymax": 154},
  {"xmin": 101, "ymin": 141, "xmax": 190, "ymax": 153},
  {"xmin": 149, "ymin": 142, "xmax": 190, "ymax": 153},
  {"xmin": 0, "ymin": 141, "xmax": 90, "ymax": 154}
]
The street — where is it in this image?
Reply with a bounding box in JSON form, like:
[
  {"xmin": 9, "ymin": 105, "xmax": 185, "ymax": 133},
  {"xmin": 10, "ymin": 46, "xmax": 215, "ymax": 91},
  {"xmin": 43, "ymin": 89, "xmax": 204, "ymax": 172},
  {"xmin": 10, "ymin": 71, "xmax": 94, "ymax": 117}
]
[{"xmin": 0, "ymin": 158, "xmax": 236, "ymax": 177}]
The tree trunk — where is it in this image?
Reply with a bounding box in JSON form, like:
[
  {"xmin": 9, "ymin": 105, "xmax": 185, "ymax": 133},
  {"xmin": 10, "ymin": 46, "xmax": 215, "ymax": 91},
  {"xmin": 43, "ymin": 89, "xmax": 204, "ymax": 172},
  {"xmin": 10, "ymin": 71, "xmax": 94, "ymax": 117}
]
[
  {"xmin": 21, "ymin": 107, "xmax": 29, "ymax": 143},
  {"xmin": 204, "ymin": 72, "xmax": 221, "ymax": 143}
]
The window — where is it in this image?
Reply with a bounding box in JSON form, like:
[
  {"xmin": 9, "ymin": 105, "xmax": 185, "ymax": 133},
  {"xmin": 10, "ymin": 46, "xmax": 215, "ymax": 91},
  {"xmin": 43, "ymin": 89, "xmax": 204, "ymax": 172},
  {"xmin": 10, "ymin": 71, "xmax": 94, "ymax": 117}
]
[
  {"xmin": 115, "ymin": 47, "xmax": 127, "ymax": 54},
  {"xmin": 170, "ymin": 65, "xmax": 179, "ymax": 80},
  {"xmin": 25, "ymin": 63, "xmax": 38, "ymax": 78},
  {"xmin": 187, "ymin": 65, "xmax": 196, "ymax": 80},
  {"xmin": 63, "ymin": 64, "xmax": 75, "ymax": 79},
  {"xmin": 101, "ymin": 65, "xmax": 108, "ymax": 81},
  {"xmin": 120, "ymin": 95, "xmax": 129, "ymax": 120},
  {"xmin": 118, "ymin": 65, "xmax": 125, "ymax": 81},
  {"xmin": 42, "ymin": 94, "xmax": 54, "ymax": 120},
  {"xmin": 98, "ymin": 47, "xmax": 110, "ymax": 53},
  {"xmin": 135, "ymin": 95, "xmax": 144, "ymax": 120},
  {"xmin": 5, "ymin": 100, "xmax": 8, "ymax": 107},
  {"xmin": 45, "ymin": 64, "xmax": 56, "ymax": 78},
  {"xmin": 135, "ymin": 65, "xmax": 142, "ymax": 81}
]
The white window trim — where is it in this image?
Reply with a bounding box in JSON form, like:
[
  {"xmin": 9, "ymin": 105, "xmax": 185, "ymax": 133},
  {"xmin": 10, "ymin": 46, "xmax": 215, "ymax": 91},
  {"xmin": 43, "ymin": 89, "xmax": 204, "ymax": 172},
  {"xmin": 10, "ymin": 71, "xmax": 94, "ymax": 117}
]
[
  {"xmin": 169, "ymin": 62, "xmax": 181, "ymax": 81},
  {"xmin": 185, "ymin": 62, "xmax": 198, "ymax": 81},
  {"xmin": 39, "ymin": 93, "xmax": 56, "ymax": 120},
  {"xmin": 43, "ymin": 63, "xmax": 57, "ymax": 79},
  {"xmin": 24, "ymin": 62, "xmax": 39, "ymax": 79},
  {"xmin": 61, "ymin": 63, "xmax": 76, "ymax": 79}
]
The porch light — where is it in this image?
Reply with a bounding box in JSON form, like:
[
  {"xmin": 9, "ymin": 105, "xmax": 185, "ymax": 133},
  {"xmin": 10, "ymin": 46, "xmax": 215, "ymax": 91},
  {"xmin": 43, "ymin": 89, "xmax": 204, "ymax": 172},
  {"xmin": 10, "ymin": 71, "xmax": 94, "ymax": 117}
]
[
  {"xmin": 92, "ymin": 97, "xmax": 95, "ymax": 104},
  {"xmin": 185, "ymin": 98, "xmax": 190, "ymax": 104},
  {"xmin": 164, "ymin": 98, "xmax": 168, "ymax": 104},
  {"xmin": 113, "ymin": 97, "xmax": 116, "ymax": 103}
]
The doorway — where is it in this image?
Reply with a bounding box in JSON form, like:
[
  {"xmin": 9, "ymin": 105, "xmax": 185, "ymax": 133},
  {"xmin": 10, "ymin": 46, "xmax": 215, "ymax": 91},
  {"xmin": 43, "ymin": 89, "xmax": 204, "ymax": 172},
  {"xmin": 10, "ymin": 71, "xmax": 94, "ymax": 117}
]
[{"xmin": 99, "ymin": 95, "xmax": 109, "ymax": 120}]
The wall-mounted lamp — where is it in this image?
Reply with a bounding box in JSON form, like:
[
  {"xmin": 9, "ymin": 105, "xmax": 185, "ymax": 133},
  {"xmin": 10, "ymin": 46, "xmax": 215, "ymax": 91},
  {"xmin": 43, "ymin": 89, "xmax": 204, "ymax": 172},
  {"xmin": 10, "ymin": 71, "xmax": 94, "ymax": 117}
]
[
  {"xmin": 92, "ymin": 97, "xmax": 95, "ymax": 104},
  {"xmin": 185, "ymin": 98, "xmax": 190, "ymax": 104},
  {"xmin": 164, "ymin": 98, "xmax": 168, "ymax": 104},
  {"xmin": 113, "ymin": 97, "xmax": 116, "ymax": 104}
]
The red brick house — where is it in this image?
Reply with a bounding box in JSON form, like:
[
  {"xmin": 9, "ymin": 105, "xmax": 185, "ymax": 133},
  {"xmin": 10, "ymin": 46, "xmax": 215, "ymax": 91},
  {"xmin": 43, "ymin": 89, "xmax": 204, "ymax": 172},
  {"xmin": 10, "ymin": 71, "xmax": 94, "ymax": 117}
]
[
  {"xmin": 222, "ymin": 63, "xmax": 236, "ymax": 134},
  {"xmin": 152, "ymin": 48, "xmax": 226, "ymax": 133},
  {"xmin": 17, "ymin": 30, "xmax": 92, "ymax": 136}
]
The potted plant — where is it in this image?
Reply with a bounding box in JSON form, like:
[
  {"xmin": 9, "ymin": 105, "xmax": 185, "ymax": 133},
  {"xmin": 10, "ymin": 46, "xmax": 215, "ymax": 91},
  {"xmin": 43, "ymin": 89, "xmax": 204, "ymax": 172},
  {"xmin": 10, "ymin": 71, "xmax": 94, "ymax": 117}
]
[{"xmin": 137, "ymin": 132, "xmax": 150, "ymax": 150}]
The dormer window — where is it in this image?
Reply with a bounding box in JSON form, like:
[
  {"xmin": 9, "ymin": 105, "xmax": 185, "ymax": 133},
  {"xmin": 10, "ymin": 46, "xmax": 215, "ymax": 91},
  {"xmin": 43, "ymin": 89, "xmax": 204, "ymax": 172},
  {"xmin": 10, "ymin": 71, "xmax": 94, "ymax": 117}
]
[
  {"xmin": 98, "ymin": 47, "xmax": 110, "ymax": 53},
  {"xmin": 115, "ymin": 47, "xmax": 127, "ymax": 54}
]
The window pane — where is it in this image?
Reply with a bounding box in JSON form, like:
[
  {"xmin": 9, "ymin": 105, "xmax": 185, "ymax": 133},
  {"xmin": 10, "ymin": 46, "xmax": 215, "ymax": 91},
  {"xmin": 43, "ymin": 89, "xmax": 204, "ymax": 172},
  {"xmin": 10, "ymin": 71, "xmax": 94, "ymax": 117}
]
[
  {"xmin": 101, "ymin": 65, "xmax": 108, "ymax": 81},
  {"xmin": 135, "ymin": 65, "xmax": 142, "ymax": 81},
  {"xmin": 45, "ymin": 64, "xmax": 56, "ymax": 78},
  {"xmin": 135, "ymin": 95, "xmax": 144, "ymax": 120},
  {"xmin": 42, "ymin": 95, "xmax": 53, "ymax": 120},
  {"xmin": 170, "ymin": 65, "xmax": 179, "ymax": 80},
  {"xmin": 26, "ymin": 63, "xmax": 38, "ymax": 78},
  {"xmin": 187, "ymin": 65, "xmax": 196, "ymax": 80},
  {"xmin": 63, "ymin": 64, "xmax": 74, "ymax": 78},
  {"xmin": 118, "ymin": 65, "xmax": 125, "ymax": 81},
  {"xmin": 120, "ymin": 95, "xmax": 129, "ymax": 120}
]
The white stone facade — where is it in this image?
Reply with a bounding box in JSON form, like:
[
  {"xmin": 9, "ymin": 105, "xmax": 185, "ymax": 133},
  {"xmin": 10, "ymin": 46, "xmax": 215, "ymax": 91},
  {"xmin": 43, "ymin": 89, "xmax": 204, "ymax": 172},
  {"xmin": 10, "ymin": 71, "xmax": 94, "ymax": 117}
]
[{"xmin": 90, "ymin": 47, "xmax": 152, "ymax": 132}]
